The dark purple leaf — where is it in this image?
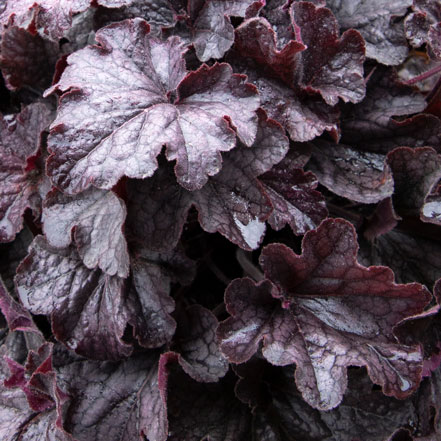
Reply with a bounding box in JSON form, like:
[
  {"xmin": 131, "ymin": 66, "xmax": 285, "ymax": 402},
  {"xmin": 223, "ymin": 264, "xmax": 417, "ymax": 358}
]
[
  {"xmin": 15, "ymin": 236, "xmax": 184, "ymax": 359},
  {"xmin": 343, "ymin": 66, "xmax": 427, "ymax": 127},
  {"xmin": 0, "ymin": 276, "xmax": 37, "ymax": 332},
  {"xmin": 45, "ymin": 18, "xmax": 259, "ymax": 193},
  {"xmin": 363, "ymin": 197, "xmax": 401, "ymax": 241},
  {"xmin": 405, "ymin": 0, "xmax": 441, "ymax": 59},
  {"xmin": 173, "ymin": 305, "xmax": 229, "ymax": 382},
  {"xmin": 0, "ymin": 103, "xmax": 52, "ymax": 243},
  {"xmin": 15, "ymin": 236, "xmax": 133, "ymax": 360},
  {"xmin": 387, "ymin": 147, "xmax": 441, "ymax": 217},
  {"xmin": 236, "ymin": 1, "xmax": 366, "ymax": 106},
  {"xmin": 326, "ymin": 0, "xmax": 411, "ymax": 65},
  {"xmin": 0, "ymin": 26, "xmax": 59, "ymax": 91},
  {"xmin": 42, "ymin": 188, "xmax": 130, "ymax": 278},
  {"xmin": 127, "ymin": 110, "xmax": 287, "ymax": 251},
  {"xmin": 260, "ymin": 165, "xmax": 328, "ymax": 235},
  {"xmin": 308, "ymin": 140, "xmax": 394, "ymax": 204},
  {"xmin": 218, "ymin": 219, "xmax": 430, "ymax": 409},
  {"xmin": 193, "ymin": 0, "xmax": 257, "ymax": 62},
  {"xmin": 94, "ymin": 0, "xmax": 181, "ymax": 36},
  {"xmin": 55, "ymin": 351, "xmax": 168, "ymax": 441},
  {"xmin": 227, "ymin": 56, "xmax": 340, "ymax": 142},
  {"xmin": 342, "ymin": 113, "xmax": 441, "ymax": 154},
  {"xmin": 237, "ymin": 363, "xmax": 417, "ymax": 441},
  {"xmin": 290, "ymin": 2, "xmax": 365, "ymax": 105},
  {"xmin": 126, "ymin": 254, "xmax": 180, "ymax": 349},
  {"xmin": 0, "ymin": 343, "xmax": 73, "ymax": 441},
  {"xmin": 166, "ymin": 367, "xmax": 251, "ymax": 440},
  {"xmin": 358, "ymin": 229, "xmax": 441, "ymax": 288}
]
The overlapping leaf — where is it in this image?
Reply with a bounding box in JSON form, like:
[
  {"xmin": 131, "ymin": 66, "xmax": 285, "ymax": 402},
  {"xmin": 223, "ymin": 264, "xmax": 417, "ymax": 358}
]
[
  {"xmin": 0, "ymin": 26, "xmax": 59, "ymax": 91},
  {"xmin": 126, "ymin": 110, "xmax": 288, "ymax": 251},
  {"xmin": 42, "ymin": 188, "xmax": 130, "ymax": 277},
  {"xmin": 405, "ymin": 0, "xmax": 441, "ymax": 59},
  {"xmin": 218, "ymin": 218, "xmax": 431, "ymax": 410},
  {"xmin": 15, "ymin": 236, "xmax": 182, "ymax": 360},
  {"xmin": 45, "ymin": 18, "xmax": 260, "ymax": 194},
  {"xmin": 0, "ymin": 103, "xmax": 52, "ymax": 243},
  {"xmin": 308, "ymin": 140, "xmax": 394, "ymax": 204},
  {"xmin": 326, "ymin": 0, "xmax": 411, "ymax": 65}
]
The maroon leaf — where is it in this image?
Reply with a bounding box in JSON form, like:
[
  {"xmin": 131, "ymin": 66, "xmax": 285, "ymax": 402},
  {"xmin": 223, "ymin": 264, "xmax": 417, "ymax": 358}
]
[
  {"xmin": 0, "ymin": 26, "xmax": 59, "ymax": 91},
  {"xmin": 359, "ymin": 229, "xmax": 441, "ymax": 288},
  {"xmin": 405, "ymin": 0, "xmax": 441, "ymax": 59},
  {"xmin": 45, "ymin": 18, "xmax": 259, "ymax": 193},
  {"xmin": 15, "ymin": 236, "xmax": 133, "ymax": 360},
  {"xmin": 166, "ymin": 367, "xmax": 251, "ymax": 440},
  {"xmin": 127, "ymin": 110, "xmax": 287, "ymax": 251},
  {"xmin": 193, "ymin": 0, "xmax": 257, "ymax": 62},
  {"xmin": 173, "ymin": 305, "xmax": 229, "ymax": 382},
  {"xmin": 326, "ymin": 0, "xmax": 411, "ymax": 65},
  {"xmin": 343, "ymin": 113, "xmax": 441, "ymax": 155},
  {"xmin": 387, "ymin": 147, "xmax": 441, "ymax": 217},
  {"xmin": 236, "ymin": 1, "xmax": 366, "ymax": 106},
  {"xmin": 0, "ymin": 103, "xmax": 52, "ymax": 243},
  {"xmin": 42, "ymin": 188, "xmax": 130, "ymax": 278},
  {"xmin": 289, "ymin": 2, "xmax": 365, "ymax": 105},
  {"xmin": 218, "ymin": 219, "xmax": 431, "ymax": 410},
  {"xmin": 0, "ymin": 0, "xmax": 91, "ymax": 40},
  {"xmin": 0, "ymin": 276, "xmax": 37, "ymax": 332},
  {"xmin": 94, "ymin": 0, "xmax": 181, "ymax": 36},
  {"xmin": 227, "ymin": 56, "xmax": 340, "ymax": 142},
  {"xmin": 260, "ymin": 164, "xmax": 328, "ymax": 235},
  {"xmin": 0, "ymin": 343, "xmax": 73, "ymax": 441},
  {"xmin": 55, "ymin": 350, "xmax": 168, "ymax": 441},
  {"xmin": 308, "ymin": 140, "xmax": 394, "ymax": 204},
  {"xmin": 15, "ymin": 236, "xmax": 183, "ymax": 360}
]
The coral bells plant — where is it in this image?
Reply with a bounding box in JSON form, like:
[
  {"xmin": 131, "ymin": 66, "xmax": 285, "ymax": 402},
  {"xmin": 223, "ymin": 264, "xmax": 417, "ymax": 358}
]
[{"xmin": 1, "ymin": 0, "xmax": 441, "ymax": 439}]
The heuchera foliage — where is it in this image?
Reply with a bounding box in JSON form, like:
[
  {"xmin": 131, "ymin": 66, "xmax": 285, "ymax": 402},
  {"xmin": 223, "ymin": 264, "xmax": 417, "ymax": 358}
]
[{"xmin": 1, "ymin": 0, "xmax": 441, "ymax": 440}]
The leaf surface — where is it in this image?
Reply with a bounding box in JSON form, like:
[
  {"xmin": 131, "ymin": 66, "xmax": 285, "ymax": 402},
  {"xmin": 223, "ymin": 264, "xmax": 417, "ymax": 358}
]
[{"xmin": 46, "ymin": 18, "xmax": 259, "ymax": 193}]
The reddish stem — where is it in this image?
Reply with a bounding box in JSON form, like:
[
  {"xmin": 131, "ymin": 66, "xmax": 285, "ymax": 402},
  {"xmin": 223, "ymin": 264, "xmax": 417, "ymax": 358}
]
[{"xmin": 404, "ymin": 63, "xmax": 441, "ymax": 85}]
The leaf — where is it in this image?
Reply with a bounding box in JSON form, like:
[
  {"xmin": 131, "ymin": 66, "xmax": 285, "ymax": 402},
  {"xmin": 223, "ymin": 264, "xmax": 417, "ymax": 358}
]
[
  {"xmin": 127, "ymin": 110, "xmax": 287, "ymax": 251},
  {"xmin": 0, "ymin": 103, "xmax": 53, "ymax": 243},
  {"xmin": 218, "ymin": 218, "xmax": 431, "ymax": 410},
  {"xmin": 42, "ymin": 188, "xmax": 130, "ymax": 278},
  {"xmin": 260, "ymin": 163, "xmax": 328, "ymax": 235},
  {"xmin": 236, "ymin": 1, "xmax": 366, "ymax": 106},
  {"xmin": 15, "ymin": 236, "xmax": 185, "ymax": 360},
  {"xmin": 387, "ymin": 147, "xmax": 441, "ymax": 217},
  {"xmin": 0, "ymin": 276, "xmax": 37, "ymax": 332},
  {"xmin": 172, "ymin": 305, "xmax": 229, "ymax": 382},
  {"xmin": 308, "ymin": 140, "xmax": 394, "ymax": 204},
  {"xmin": 1, "ymin": 0, "xmax": 92, "ymax": 40},
  {"xmin": 45, "ymin": 18, "xmax": 259, "ymax": 193},
  {"xmin": 55, "ymin": 350, "xmax": 168, "ymax": 441},
  {"xmin": 94, "ymin": 0, "xmax": 181, "ymax": 36},
  {"xmin": 326, "ymin": 0, "xmax": 411, "ymax": 65},
  {"xmin": 232, "ymin": 63, "xmax": 340, "ymax": 142},
  {"xmin": 342, "ymin": 113, "xmax": 441, "ymax": 154},
  {"xmin": 0, "ymin": 26, "xmax": 59, "ymax": 91},
  {"xmin": 405, "ymin": 0, "xmax": 441, "ymax": 59},
  {"xmin": 359, "ymin": 229, "xmax": 441, "ymax": 288},
  {"xmin": 166, "ymin": 367, "xmax": 251, "ymax": 440},
  {"xmin": 236, "ymin": 363, "xmax": 417, "ymax": 441},
  {"xmin": 192, "ymin": 0, "xmax": 257, "ymax": 62}
]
